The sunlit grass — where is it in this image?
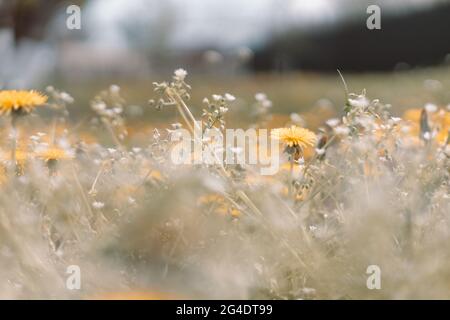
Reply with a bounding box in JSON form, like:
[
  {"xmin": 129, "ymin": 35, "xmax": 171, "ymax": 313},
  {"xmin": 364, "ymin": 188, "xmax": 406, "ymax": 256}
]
[{"xmin": 0, "ymin": 67, "xmax": 448, "ymax": 299}]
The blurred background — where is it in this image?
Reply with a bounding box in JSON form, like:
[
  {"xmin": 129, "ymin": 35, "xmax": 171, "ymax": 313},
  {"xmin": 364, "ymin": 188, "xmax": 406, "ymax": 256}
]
[{"xmin": 0, "ymin": 0, "xmax": 449, "ymax": 120}]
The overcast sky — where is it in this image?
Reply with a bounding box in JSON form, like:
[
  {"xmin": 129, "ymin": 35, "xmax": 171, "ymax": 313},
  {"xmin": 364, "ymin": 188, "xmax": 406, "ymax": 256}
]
[
  {"xmin": 84, "ymin": 0, "xmax": 339, "ymax": 49},
  {"xmin": 83, "ymin": 0, "xmax": 440, "ymax": 49}
]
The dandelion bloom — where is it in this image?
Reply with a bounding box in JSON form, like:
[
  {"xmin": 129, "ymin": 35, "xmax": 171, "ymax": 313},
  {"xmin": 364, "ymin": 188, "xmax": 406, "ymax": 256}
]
[
  {"xmin": 0, "ymin": 90, "xmax": 47, "ymax": 116},
  {"xmin": 36, "ymin": 147, "xmax": 73, "ymax": 162},
  {"xmin": 271, "ymin": 126, "xmax": 317, "ymax": 149}
]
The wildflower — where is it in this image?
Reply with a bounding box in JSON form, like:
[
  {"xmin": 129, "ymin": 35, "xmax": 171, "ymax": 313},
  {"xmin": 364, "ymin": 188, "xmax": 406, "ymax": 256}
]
[
  {"xmin": 92, "ymin": 201, "xmax": 105, "ymax": 209},
  {"xmin": 60, "ymin": 92, "xmax": 74, "ymax": 104},
  {"xmin": 255, "ymin": 93, "xmax": 267, "ymax": 101},
  {"xmin": 261, "ymin": 100, "xmax": 272, "ymax": 108},
  {"xmin": 36, "ymin": 147, "xmax": 73, "ymax": 162},
  {"xmin": 315, "ymin": 148, "xmax": 326, "ymax": 156},
  {"xmin": 224, "ymin": 93, "xmax": 236, "ymax": 102},
  {"xmin": 348, "ymin": 94, "xmax": 370, "ymax": 109},
  {"xmin": 326, "ymin": 118, "xmax": 340, "ymax": 127},
  {"xmin": 390, "ymin": 117, "xmax": 402, "ymax": 124},
  {"xmin": 334, "ymin": 126, "xmax": 350, "ymax": 136},
  {"xmin": 0, "ymin": 90, "xmax": 47, "ymax": 116},
  {"xmin": 425, "ymin": 103, "xmax": 438, "ymax": 113},
  {"xmin": 420, "ymin": 108, "xmax": 431, "ymax": 141},
  {"xmin": 174, "ymin": 68, "xmax": 187, "ymax": 81},
  {"xmin": 219, "ymin": 106, "xmax": 228, "ymax": 114},
  {"xmin": 423, "ymin": 132, "xmax": 432, "ymax": 140},
  {"xmin": 110, "ymin": 84, "xmax": 120, "ymax": 94},
  {"xmin": 272, "ymin": 126, "xmax": 316, "ymax": 197},
  {"xmin": 271, "ymin": 126, "xmax": 317, "ymax": 149},
  {"xmin": 290, "ymin": 113, "xmax": 305, "ymax": 126}
]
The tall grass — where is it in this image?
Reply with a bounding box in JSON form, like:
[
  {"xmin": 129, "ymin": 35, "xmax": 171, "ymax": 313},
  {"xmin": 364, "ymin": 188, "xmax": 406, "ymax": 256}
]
[{"xmin": 0, "ymin": 70, "xmax": 448, "ymax": 299}]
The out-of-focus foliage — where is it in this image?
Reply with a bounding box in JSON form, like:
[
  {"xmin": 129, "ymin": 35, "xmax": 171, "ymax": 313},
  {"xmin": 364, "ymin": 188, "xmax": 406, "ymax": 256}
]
[
  {"xmin": 0, "ymin": 70, "xmax": 448, "ymax": 299},
  {"xmin": 0, "ymin": 0, "xmax": 85, "ymax": 43}
]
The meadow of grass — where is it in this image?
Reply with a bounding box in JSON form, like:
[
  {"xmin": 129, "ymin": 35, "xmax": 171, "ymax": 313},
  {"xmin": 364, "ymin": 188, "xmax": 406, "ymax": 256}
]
[
  {"xmin": 61, "ymin": 65, "xmax": 450, "ymax": 121},
  {"xmin": 0, "ymin": 66, "xmax": 448, "ymax": 299}
]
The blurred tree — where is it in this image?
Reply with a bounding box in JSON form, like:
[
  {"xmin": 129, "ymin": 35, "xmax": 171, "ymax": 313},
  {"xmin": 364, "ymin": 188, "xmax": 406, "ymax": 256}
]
[
  {"xmin": 0, "ymin": 0, "xmax": 85, "ymax": 44},
  {"xmin": 252, "ymin": 1, "xmax": 450, "ymax": 72}
]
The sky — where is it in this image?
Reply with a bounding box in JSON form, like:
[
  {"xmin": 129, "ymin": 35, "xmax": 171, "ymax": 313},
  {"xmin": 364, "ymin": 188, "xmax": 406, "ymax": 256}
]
[
  {"xmin": 83, "ymin": 0, "xmax": 441, "ymax": 50},
  {"xmin": 84, "ymin": 0, "xmax": 338, "ymax": 49},
  {"xmin": 0, "ymin": 0, "xmax": 442, "ymax": 87}
]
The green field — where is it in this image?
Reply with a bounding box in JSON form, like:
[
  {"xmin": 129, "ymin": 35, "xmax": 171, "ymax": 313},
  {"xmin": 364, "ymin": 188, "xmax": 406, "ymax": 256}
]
[{"xmin": 58, "ymin": 65, "xmax": 450, "ymax": 123}]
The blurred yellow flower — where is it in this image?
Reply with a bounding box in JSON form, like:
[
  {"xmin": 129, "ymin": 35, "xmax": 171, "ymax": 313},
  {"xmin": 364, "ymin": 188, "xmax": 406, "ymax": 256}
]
[
  {"xmin": 271, "ymin": 126, "xmax": 317, "ymax": 149},
  {"xmin": 197, "ymin": 193, "xmax": 241, "ymax": 217},
  {"xmin": 402, "ymin": 107, "xmax": 450, "ymax": 144},
  {"xmin": 403, "ymin": 108, "xmax": 422, "ymax": 123},
  {"xmin": 0, "ymin": 90, "xmax": 47, "ymax": 115},
  {"xmin": 36, "ymin": 147, "xmax": 73, "ymax": 162}
]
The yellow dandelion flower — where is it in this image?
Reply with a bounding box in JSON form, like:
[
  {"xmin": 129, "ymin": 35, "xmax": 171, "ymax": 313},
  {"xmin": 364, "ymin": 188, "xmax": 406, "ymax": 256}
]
[
  {"xmin": 403, "ymin": 108, "xmax": 422, "ymax": 122},
  {"xmin": 36, "ymin": 148, "xmax": 73, "ymax": 162},
  {"xmin": 271, "ymin": 126, "xmax": 317, "ymax": 148},
  {"xmin": 402, "ymin": 107, "xmax": 450, "ymax": 144},
  {"xmin": 0, "ymin": 90, "xmax": 47, "ymax": 116}
]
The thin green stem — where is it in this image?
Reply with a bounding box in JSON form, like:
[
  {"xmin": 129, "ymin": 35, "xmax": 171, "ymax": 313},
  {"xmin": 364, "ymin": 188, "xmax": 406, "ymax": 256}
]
[
  {"xmin": 10, "ymin": 116, "xmax": 17, "ymax": 174},
  {"xmin": 289, "ymin": 154, "xmax": 294, "ymax": 197}
]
